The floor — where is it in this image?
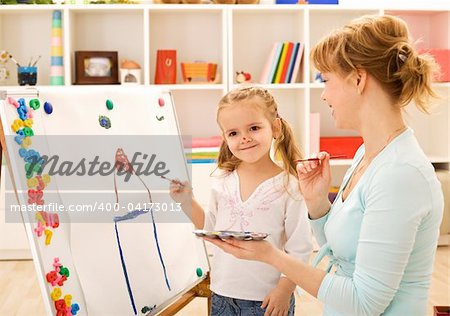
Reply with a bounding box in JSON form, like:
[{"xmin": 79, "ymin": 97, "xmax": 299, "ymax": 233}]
[{"xmin": 0, "ymin": 247, "xmax": 448, "ymax": 316}]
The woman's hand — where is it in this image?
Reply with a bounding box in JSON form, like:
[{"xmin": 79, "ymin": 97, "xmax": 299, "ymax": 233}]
[
  {"xmin": 169, "ymin": 180, "xmax": 193, "ymax": 206},
  {"xmin": 204, "ymin": 238, "xmax": 277, "ymax": 264},
  {"xmin": 296, "ymin": 151, "xmax": 332, "ymax": 219}
]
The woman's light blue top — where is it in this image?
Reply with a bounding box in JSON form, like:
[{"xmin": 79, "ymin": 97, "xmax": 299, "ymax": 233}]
[{"xmin": 310, "ymin": 128, "xmax": 444, "ymax": 316}]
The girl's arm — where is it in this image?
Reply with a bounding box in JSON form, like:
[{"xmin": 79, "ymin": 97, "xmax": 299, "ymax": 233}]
[
  {"xmin": 169, "ymin": 180, "xmax": 206, "ymax": 229},
  {"xmin": 181, "ymin": 198, "xmax": 205, "ymax": 229}
]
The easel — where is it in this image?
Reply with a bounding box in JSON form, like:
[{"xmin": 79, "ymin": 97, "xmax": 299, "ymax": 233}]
[
  {"xmin": 158, "ymin": 274, "xmax": 211, "ymax": 316},
  {"xmin": 0, "ymin": 93, "xmax": 212, "ymax": 316}
]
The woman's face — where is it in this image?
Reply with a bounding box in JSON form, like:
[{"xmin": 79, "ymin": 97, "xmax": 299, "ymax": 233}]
[{"xmin": 320, "ymin": 71, "xmax": 360, "ymax": 131}]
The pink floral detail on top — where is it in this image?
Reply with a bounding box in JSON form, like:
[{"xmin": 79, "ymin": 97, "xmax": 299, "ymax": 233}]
[{"xmin": 221, "ymin": 172, "xmax": 285, "ymax": 231}]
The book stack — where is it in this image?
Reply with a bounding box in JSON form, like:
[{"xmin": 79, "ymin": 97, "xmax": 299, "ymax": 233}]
[
  {"xmin": 259, "ymin": 42, "xmax": 304, "ymax": 84},
  {"xmin": 185, "ymin": 136, "xmax": 222, "ymax": 164}
]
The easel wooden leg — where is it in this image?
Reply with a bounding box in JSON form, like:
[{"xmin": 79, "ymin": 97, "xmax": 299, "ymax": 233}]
[{"xmin": 158, "ymin": 274, "xmax": 211, "ymax": 316}]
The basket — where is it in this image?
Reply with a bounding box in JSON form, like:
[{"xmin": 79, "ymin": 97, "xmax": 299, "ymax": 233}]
[{"xmin": 181, "ymin": 62, "xmax": 217, "ymax": 83}]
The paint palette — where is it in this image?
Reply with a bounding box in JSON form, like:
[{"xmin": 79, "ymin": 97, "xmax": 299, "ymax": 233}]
[{"xmin": 193, "ymin": 230, "xmax": 269, "ymax": 241}]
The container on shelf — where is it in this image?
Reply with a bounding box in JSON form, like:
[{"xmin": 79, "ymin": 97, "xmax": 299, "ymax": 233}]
[{"xmin": 320, "ymin": 136, "xmax": 363, "ymax": 159}]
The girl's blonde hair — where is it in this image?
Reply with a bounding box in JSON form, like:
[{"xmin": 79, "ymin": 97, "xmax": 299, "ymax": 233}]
[
  {"xmin": 216, "ymin": 86, "xmax": 303, "ymax": 178},
  {"xmin": 311, "ymin": 15, "xmax": 439, "ymax": 113}
]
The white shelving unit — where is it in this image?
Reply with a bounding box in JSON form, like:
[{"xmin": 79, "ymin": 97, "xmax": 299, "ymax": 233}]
[{"xmin": 0, "ymin": 4, "xmax": 449, "ymax": 255}]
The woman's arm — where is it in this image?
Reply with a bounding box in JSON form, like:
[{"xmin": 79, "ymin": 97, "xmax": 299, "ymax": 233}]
[{"xmin": 205, "ymin": 238, "xmax": 326, "ymax": 297}]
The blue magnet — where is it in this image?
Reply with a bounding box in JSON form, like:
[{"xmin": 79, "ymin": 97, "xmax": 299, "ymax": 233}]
[
  {"xmin": 44, "ymin": 102, "xmax": 53, "ymax": 114},
  {"xmin": 99, "ymin": 115, "xmax": 111, "ymax": 129}
]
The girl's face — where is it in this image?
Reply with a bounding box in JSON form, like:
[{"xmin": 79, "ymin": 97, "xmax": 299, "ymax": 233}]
[
  {"xmin": 218, "ymin": 100, "xmax": 275, "ymax": 164},
  {"xmin": 320, "ymin": 71, "xmax": 360, "ymax": 130}
]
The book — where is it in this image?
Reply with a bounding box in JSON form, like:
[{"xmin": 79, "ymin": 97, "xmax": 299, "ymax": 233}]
[
  {"xmin": 290, "ymin": 42, "xmax": 304, "ymax": 83},
  {"xmin": 273, "ymin": 42, "xmax": 289, "ymax": 83},
  {"xmin": 186, "ymin": 136, "xmax": 222, "ymax": 148},
  {"xmin": 286, "ymin": 42, "xmax": 300, "ymax": 83},
  {"xmin": 279, "ymin": 42, "xmax": 294, "ymax": 83},
  {"xmin": 266, "ymin": 42, "xmax": 283, "ymax": 83},
  {"xmin": 259, "ymin": 42, "xmax": 279, "ymax": 84}
]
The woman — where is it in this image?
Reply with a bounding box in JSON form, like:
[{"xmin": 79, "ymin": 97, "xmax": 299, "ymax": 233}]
[{"xmin": 205, "ymin": 15, "xmax": 444, "ymax": 316}]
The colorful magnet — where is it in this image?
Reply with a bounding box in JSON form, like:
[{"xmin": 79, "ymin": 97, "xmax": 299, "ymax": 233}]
[
  {"xmin": 196, "ymin": 267, "xmax": 203, "ymax": 277},
  {"xmin": 51, "ymin": 288, "xmax": 62, "ymax": 301},
  {"xmin": 71, "ymin": 303, "xmax": 80, "ymax": 315},
  {"xmin": 141, "ymin": 305, "xmax": 156, "ymax": 314},
  {"xmin": 21, "ymin": 137, "xmax": 32, "ymax": 149},
  {"xmin": 106, "ymin": 99, "xmax": 114, "ymax": 110},
  {"xmin": 23, "ymin": 127, "xmax": 34, "ymax": 137},
  {"xmin": 11, "ymin": 119, "xmax": 24, "ymax": 133},
  {"xmin": 59, "ymin": 266, "xmax": 70, "ymax": 278},
  {"xmin": 8, "ymin": 97, "xmax": 19, "ymax": 108},
  {"xmin": 158, "ymin": 98, "xmax": 165, "ymax": 107},
  {"xmin": 64, "ymin": 294, "xmax": 72, "ymax": 307},
  {"xmin": 34, "ymin": 221, "xmax": 45, "ymax": 237},
  {"xmin": 99, "ymin": 115, "xmax": 111, "ymax": 129},
  {"xmin": 23, "ymin": 118, "xmax": 33, "ymax": 128},
  {"xmin": 44, "ymin": 102, "xmax": 53, "ymax": 114},
  {"xmin": 45, "ymin": 229, "xmax": 53, "ymax": 245},
  {"xmin": 29, "ymin": 99, "xmax": 40, "ymax": 110},
  {"xmin": 14, "ymin": 134, "xmax": 24, "ymax": 145}
]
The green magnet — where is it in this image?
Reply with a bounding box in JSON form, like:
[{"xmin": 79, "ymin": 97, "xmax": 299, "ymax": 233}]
[
  {"xmin": 106, "ymin": 99, "xmax": 113, "ymax": 110},
  {"xmin": 29, "ymin": 99, "xmax": 40, "ymax": 110},
  {"xmin": 59, "ymin": 266, "xmax": 70, "ymax": 277},
  {"xmin": 196, "ymin": 267, "xmax": 203, "ymax": 277}
]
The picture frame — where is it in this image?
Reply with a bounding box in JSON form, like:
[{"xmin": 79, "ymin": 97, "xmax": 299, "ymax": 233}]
[{"xmin": 75, "ymin": 51, "xmax": 119, "ymax": 84}]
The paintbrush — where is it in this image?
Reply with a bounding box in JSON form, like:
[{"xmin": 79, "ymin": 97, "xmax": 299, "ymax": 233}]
[
  {"xmin": 294, "ymin": 155, "xmax": 348, "ymax": 163},
  {"xmin": 160, "ymin": 175, "xmax": 192, "ymax": 189}
]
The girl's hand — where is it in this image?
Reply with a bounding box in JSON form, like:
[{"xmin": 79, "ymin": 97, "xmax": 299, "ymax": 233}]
[
  {"xmin": 169, "ymin": 180, "xmax": 193, "ymax": 206},
  {"xmin": 204, "ymin": 238, "xmax": 276, "ymax": 264},
  {"xmin": 296, "ymin": 152, "xmax": 332, "ymax": 218},
  {"xmin": 261, "ymin": 285, "xmax": 292, "ymax": 316}
]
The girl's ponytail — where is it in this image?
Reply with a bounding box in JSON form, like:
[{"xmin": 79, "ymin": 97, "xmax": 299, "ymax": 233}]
[{"xmin": 274, "ymin": 117, "xmax": 302, "ymax": 178}]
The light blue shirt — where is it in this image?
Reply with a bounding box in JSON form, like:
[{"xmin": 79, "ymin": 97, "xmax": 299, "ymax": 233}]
[{"xmin": 310, "ymin": 128, "xmax": 444, "ymax": 316}]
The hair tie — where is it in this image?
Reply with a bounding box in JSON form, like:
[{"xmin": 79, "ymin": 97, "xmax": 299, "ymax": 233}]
[{"xmin": 398, "ymin": 53, "xmax": 407, "ymax": 63}]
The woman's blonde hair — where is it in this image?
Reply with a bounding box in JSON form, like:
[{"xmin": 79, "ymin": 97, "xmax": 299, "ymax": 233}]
[
  {"xmin": 311, "ymin": 15, "xmax": 439, "ymax": 113},
  {"xmin": 216, "ymin": 86, "xmax": 303, "ymax": 178}
]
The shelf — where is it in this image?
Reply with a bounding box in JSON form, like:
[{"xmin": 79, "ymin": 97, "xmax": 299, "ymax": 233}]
[
  {"xmin": 155, "ymin": 84, "xmax": 225, "ymax": 91},
  {"xmin": 0, "ymin": 4, "xmax": 447, "ymax": 161},
  {"xmin": 232, "ymin": 83, "xmax": 306, "ymax": 90},
  {"xmin": 310, "ymin": 83, "xmax": 325, "ymax": 89},
  {"xmin": 330, "ymin": 159, "xmax": 353, "ymax": 166}
]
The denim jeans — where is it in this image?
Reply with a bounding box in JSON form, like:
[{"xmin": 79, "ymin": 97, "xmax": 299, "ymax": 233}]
[{"xmin": 211, "ymin": 292, "xmax": 295, "ymax": 316}]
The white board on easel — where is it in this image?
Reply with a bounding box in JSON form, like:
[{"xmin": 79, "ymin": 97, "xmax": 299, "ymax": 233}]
[{"xmin": 0, "ymin": 86, "xmax": 209, "ymax": 316}]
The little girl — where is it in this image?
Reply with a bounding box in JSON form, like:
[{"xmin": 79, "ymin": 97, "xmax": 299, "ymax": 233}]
[{"xmin": 170, "ymin": 86, "xmax": 312, "ymax": 316}]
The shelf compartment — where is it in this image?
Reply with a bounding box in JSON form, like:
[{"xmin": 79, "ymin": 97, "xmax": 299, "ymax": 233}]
[
  {"xmin": 148, "ymin": 9, "xmax": 224, "ymax": 86},
  {"xmin": 268, "ymin": 89, "xmax": 307, "ymax": 151},
  {"xmin": 231, "ymin": 83, "xmax": 306, "ymax": 90},
  {"xmin": 68, "ymin": 8, "xmax": 145, "ymax": 85},
  {"xmin": 171, "ymin": 90, "xmax": 224, "ymax": 139},
  {"xmin": 231, "ymin": 8, "xmax": 306, "ymax": 86},
  {"xmin": 308, "ymin": 9, "xmax": 380, "ymax": 83},
  {"xmin": 153, "ymin": 83, "xmax": 225, "ymax": 91},
  {"xmin": 0, "ymin": 9, "xmax": 54, "ymax": 86}
]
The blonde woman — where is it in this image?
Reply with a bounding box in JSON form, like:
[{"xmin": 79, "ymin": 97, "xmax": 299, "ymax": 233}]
[{"xmin": 206, "ymin": 15, "xmax": 444, "ymax": 316}]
